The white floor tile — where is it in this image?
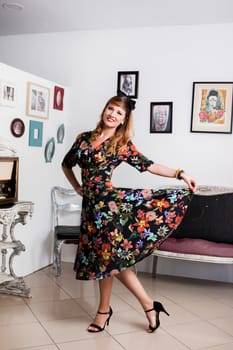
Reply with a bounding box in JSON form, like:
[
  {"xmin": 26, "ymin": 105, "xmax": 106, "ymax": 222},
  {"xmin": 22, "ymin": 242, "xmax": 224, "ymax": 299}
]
[
  {"xmin": 115, "ymin": 329, "xmax": 190, "ymax": 350},
  {"xmin": 0, "ymin": 304, "xmax": 37, "ymax": 325},
  {"xmin": 0, "ymin": 323, "xmax": 53, "ymax": 350},
  {"xmin": 58, "ymin": 336, "xmax": 124, "ymax": 350},
  {"xmin": 166, "ymin": 320, "xmax": 233, "ymax": 349},
  {"xmin": 42, "ymin": 315, "xmax": 107, "ymax": 343},
  {"xmin": 2, "ymin": 263, "xmax": 233, "ymax": 350}
]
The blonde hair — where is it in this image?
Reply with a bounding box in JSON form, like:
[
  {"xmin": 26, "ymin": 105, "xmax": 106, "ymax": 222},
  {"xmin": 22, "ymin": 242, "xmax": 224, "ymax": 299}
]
[{"xmin": 91, "ymin": 95, "xmax": 134, "ymax": 155}]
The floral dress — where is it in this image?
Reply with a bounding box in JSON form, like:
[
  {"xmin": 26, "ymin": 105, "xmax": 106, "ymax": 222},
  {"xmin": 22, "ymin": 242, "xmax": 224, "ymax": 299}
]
[{"xmin": 62, "ymin": 131, "xmax": 192, "ymax": 280}]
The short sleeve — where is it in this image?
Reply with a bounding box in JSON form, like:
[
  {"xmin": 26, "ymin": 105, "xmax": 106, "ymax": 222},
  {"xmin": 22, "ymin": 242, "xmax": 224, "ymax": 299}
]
[
  {"xmin": 119, "ymin": 140, "xmax": 154, "ymax": 172},
  {"xmin": 62, "ymin": 133, "xmax": 83, "ymax": 169}
]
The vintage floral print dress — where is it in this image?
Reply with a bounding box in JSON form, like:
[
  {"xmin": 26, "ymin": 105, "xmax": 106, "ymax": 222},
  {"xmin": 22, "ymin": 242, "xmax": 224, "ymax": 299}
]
[{"xmin": 62, "ymin": 131, "xmax": 192, "ymax": 280}]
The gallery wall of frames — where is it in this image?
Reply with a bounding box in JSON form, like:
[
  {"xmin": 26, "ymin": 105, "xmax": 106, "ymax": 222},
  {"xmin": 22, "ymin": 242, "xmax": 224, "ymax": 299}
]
[
  {"xmin": 2, "ymin": 68, "xmax": 232, "ymax": 159},
  {"xmin": 0, "ymin": 77, "xmax": 65, "ymax": 163},
  {"xmin": 117, "ymin": 71, "xmax": 233, "ymax": 135},
  {"xmin": 0, "ymin": 62, "xmax": 70, "ymax": 277}
]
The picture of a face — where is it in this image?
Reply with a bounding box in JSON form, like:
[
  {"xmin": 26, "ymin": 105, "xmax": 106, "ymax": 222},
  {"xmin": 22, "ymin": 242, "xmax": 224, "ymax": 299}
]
[
  {"xmin": 153, "ymin": 106, "xmax": 169, "ymax": 131},
  {"xmin": 11, "ymin": 118, "xmax": 25, "ymax": 138}
]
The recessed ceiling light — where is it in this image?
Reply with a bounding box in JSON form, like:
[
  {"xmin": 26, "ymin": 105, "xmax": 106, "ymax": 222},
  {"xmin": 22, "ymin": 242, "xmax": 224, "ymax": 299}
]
[{"xmin": 2, "ymin": 2, "xmax": 24, "ymax": 11}]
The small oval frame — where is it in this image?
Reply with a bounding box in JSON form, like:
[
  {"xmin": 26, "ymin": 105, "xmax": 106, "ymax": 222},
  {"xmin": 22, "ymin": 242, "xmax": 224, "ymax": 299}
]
[
  {"xmin": 44, "ymin": 137, "xmax": 55, "ymax": 163},
  {"xmin": 10, "ymin": 118, "xmax": 25, "ymax": 137},
  {"xmin": 57, "ymin": 123, "xmax": 65, "ymax": 144}
]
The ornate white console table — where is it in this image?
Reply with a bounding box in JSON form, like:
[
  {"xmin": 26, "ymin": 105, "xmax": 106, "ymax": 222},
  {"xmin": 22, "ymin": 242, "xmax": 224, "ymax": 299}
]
[{"xmin": 0, "ymin": 201, "xmax": 34, "ymax": 297}]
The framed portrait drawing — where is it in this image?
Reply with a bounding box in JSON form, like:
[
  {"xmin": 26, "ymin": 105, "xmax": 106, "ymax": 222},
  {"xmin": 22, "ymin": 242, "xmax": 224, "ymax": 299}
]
[
  {"xmin": 53, "ymin": 86, "xmax": 64, "ymax": 110},
  {"xmin": 0, "ymin": 80, "xmax": 16, "ymax": 107},
  {"xmin": 191, "ymin": 82, "xmax": 233, "ymax": 133},
  {"xmin": 117, "ymin": 71, "xmax": 139, "ymax": 98},
  {"xmin": 11, "ymin": 118, "xmax": 25, "ymax": 138},
  {"xmin": 150, "ymin": 102, "xmax": 173, "ymax": 133},
  {"xmin": 29, "ymin": 120, "xmax": 43, "ymax": 147},
  {"xmin": 26, "ymin": 82, "xmax": 50, "ymax": 119}
]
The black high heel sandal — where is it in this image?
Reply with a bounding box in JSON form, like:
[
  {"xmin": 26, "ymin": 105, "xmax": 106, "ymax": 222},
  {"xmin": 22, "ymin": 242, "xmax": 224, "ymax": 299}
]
[
  {"xmin": 87, "ymin": 307, "xmax": 113, "ymax": 333},
  {"xmin": 145, "ymin": 301, "xmax": 169, "ymax": 333}
]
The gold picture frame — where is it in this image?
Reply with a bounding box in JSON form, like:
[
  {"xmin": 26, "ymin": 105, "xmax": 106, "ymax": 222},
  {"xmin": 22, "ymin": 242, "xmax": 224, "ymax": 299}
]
[{"xmin": 26, "ymin": 82, "xmax": 50, "ymax": 119}]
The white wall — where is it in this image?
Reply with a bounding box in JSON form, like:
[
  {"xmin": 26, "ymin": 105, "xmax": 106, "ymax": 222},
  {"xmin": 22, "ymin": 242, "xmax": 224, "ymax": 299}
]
[
  {"xmin": 0, "ymin": 23, "xmax": 233, "ymax": 282},
  {"xmin": 0, "ymin": 62, "xmax": 72, "ymax": 276}
]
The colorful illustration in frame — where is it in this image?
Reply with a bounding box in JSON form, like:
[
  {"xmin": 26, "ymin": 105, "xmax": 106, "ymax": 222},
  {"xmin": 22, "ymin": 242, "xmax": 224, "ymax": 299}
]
[
  {"xmin": 53, "ymin": 86, "xmax": 64, "ymax": 110},
  {"xmin": 44, "ymin": 137, "xmax": 55, "ymax": 163},
  {"xmin": 29, "ymin": 120, "xmax": 43, "ymax": 147},
  {"xmin": 191, "ymin": 82, "xmax": 233, "ymax": 133}
]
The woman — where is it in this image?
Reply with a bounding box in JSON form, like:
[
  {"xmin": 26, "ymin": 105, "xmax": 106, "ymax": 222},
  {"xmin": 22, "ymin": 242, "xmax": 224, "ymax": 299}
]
[{"xmin": 62, "ymin": 94, "xmax": 197, "ymax": 333}]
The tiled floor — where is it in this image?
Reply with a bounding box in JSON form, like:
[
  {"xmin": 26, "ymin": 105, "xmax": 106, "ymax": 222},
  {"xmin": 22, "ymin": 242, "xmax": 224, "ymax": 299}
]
[{"xmin": 1, "ymin": 263, "xmax": 233, "ymax": 350}]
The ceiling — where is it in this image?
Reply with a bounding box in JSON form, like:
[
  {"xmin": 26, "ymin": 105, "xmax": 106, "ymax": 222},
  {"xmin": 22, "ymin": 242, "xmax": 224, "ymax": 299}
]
[{"xmin": 0, "ymin": 0, "xmax": 233, "ymax": 36}]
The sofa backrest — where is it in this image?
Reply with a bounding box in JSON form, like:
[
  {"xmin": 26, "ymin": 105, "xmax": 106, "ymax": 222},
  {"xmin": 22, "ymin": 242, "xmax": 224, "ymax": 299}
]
[{"xmin": 172, "ymin": 188, "xmax": 233, "ymax": 244}]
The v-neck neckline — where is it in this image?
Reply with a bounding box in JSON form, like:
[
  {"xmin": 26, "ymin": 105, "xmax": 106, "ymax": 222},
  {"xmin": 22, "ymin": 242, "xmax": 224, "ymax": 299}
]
[{"xmin": 89, "ymin": 137, "xmax": 110, "ymax": 151}]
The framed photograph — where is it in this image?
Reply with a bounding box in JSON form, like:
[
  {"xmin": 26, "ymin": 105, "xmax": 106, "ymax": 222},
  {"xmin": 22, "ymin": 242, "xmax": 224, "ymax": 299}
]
[
  {"xmin": 26, "ymin": 82, "xmax": 50, "ymax": 119},
  {"xmin": 0, "ymin": 80, "xmax": 16, "ymax": 107},
  {"xmin": 117, "ymin": 71, "xmax": 139, "ymax": 98},
  {"xmin": 29, "ymin": 120, "xmax": 43, "ymax": 147},
  {"xmin": 191, "ymin": 82, "xmax": 233, "ymax": 133},
  {"xmin": 44, "ymin": 137, "xmax": 55, "ymax": 163},
  {"xmin": 150, "ymin": 102, "xmax": 173, "ymax": 133},
  {"xmin": 11, "ymin": 118, "xmax": 25, "ymax": 137},
  {"xmin": 57, "ymin": 123, "xmax": 65, "ymax": 144},
  {"xmin": 53, "ymin": 86, "xmax": 64, "ymax": 110}
]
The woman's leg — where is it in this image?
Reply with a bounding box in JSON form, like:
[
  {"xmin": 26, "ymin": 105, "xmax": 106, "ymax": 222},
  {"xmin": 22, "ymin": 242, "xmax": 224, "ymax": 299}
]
[
  {"xmin": 87, "ymin": 276, "xmax": 113, "ymax": 331},
  {"xmin": 115, "ymin": 268, "xmax": 156, "ymax": 329}
]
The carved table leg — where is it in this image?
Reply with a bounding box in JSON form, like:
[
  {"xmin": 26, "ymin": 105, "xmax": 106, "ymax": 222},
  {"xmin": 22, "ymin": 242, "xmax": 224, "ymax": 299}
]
[
  {"xmin": 0, "ymin": 278, "xmax": 31, "ymax": 297},
  {"xmin": 0, "ymin": 203, "xmax": 33, "ymax": 298},
  {"xmin": 1, "ymin": 248, "xmax": 7, "ymax": 273}
]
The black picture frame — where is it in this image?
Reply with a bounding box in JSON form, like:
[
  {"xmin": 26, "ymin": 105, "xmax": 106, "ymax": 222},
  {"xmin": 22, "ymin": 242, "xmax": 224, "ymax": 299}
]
[
  {"xmin": 191, "ymin": 82, "xmax": 233, "ymax": 134},
  {"xmin": 10, "ymin": 118, "xmax": 25, "ymax": 138},
  {"xmin": 150, "ymin": 102, "xmax": 173, "ymax": 133},
  {"xmin": 117, "ymin": 71, "xmax": 139, "ymax": 98}
]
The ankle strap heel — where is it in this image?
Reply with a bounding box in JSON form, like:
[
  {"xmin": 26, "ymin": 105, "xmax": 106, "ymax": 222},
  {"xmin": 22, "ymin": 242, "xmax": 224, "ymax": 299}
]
[
  {"xmin": 145, "ymin": 301, "xmax": 169, "ymax": 333},
  {"xmin": 88, "ymin": 307, "xmax": 113, "ymax": 333}
]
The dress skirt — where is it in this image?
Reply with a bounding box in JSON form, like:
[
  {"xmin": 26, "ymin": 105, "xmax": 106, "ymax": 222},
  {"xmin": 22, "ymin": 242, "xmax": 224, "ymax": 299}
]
[{"xmin": 62, "ymin": 131, "xmax": 192, "ymax": 280}]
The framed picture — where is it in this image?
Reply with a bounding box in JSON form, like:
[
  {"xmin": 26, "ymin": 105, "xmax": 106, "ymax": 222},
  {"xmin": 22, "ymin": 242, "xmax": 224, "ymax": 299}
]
[
  {"xmin": 26, "ymin": 82, "xmax": 50, "ymax": 119},
  {"xmin": 150, "ymin": 102, "xmax": 173, "ymax": 133},
  {"xmin": 57, "ymin": 124, "xmax": 65, "ymax": 144},
  {"xmin": 191, "ymin": 82, "xmax": 233, "ymax": 133},
  {"xmin": 44, "ymin": 137, "xmax": 55, "ymax": 163},
  {"xmin": 29, "ymin": 120, "xmax": 43, "ymax": 147},
  {"xmin": 117, "ymin": 71, "xmax": 139, "ymax": 98},
  {"xmin": 0, "ymin": 80, "xmax": 16, "ymax": 107},
  {"xmin": 11, "ymin": 118, "xmax": 25, "ymax": 137},
  {"xmin": 53, "ymin": 86, "xmax": 64, "ymax": 110}
]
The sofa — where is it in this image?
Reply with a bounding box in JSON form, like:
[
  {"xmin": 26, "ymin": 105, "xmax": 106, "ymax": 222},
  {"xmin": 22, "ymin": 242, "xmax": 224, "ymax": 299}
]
[{"xmin": 152, "ymin": 185, "xmax": 233, "ymax": 277}]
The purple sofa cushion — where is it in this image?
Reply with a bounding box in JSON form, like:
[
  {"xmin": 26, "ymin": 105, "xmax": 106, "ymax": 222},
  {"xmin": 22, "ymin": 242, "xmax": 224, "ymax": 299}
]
[{"xmin": 159, "ymin": 237, "xmax": 233, "ymax": 258}]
